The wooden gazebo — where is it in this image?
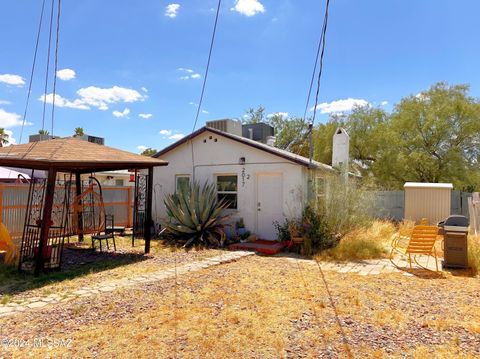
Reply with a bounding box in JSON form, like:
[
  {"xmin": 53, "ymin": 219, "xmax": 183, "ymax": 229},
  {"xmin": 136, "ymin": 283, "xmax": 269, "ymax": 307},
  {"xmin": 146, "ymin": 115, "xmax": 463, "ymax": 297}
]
[{"xmin": 0, "ymin": 138, "xmax": 168, "ymax": 275}]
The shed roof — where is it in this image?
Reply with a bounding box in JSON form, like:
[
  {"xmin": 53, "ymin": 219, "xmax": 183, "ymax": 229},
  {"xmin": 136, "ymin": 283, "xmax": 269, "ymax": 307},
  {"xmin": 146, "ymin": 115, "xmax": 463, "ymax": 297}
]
[
  {"xmin": 0, "ymin": 137, "xmax": 168, "ymax": 173},
  {"xmin": 153, "ymin": 126, "xmax": 334, "ymax": 171},
  {"xmin": 404, "ymin": 182, "xmax": 453, "ymax": 189}
]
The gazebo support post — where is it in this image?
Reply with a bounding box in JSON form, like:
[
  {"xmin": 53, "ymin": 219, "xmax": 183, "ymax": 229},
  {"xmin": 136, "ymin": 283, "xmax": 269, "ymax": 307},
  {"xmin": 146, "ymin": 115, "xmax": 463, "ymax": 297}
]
[
  {"xmin": 144, "ymin": 167, "xmax": 154, "ymax": 254},
  {"xmin": 34, "ymin": 168, "xmax": 57, "ymax": 277},
  {"xmin": 75, "ymin": 172, "xmax": 84, "ymax": 242}
]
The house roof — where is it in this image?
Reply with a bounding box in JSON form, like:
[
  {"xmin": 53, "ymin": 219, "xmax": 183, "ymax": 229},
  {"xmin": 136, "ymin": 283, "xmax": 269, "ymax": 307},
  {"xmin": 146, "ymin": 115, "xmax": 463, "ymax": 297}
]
[
  {"xmin": 0, "ymin": 167, "xmax": 31, "ymax": 180},
  {"xmin": 153, "ymin": 126, "xmax": 334, "ymax": 171},
  {"xmin": 0, "ymin": 137, "xmax": 168, "ymax": 173}
]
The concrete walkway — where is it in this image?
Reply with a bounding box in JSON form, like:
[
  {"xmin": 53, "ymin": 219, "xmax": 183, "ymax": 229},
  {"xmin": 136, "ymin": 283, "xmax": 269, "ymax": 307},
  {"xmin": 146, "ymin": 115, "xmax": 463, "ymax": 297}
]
[
  {"xmin": 0, "ymin": 251, "xmax": 441, "ymax": 318},
  {"xmin": 287, "ymin": 254, "xmax": 441, "ymax": 276},
  {"xmin": 0, "ymin": 251, "xmax": 254, "ymax": 318}
]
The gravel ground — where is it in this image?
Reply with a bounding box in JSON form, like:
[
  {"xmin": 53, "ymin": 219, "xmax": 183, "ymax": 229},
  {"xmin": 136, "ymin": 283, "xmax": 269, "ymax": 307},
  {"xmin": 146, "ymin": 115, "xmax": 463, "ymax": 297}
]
[{"xmin": 0, "ymin": 255, "xmax": 479, "ymax": 358}]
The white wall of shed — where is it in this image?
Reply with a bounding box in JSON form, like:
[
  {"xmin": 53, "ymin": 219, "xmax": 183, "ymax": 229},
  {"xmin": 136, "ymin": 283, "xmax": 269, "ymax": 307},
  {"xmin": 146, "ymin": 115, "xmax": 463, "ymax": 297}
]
[{"xmin": 404, "ymin": 186, "xmax": 451, "ymax": 224}]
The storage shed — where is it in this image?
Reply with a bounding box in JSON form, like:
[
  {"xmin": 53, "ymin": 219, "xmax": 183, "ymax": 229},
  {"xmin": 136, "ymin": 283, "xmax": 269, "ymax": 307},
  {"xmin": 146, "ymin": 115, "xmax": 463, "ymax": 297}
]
[{"xmin": 404, "ymin": 182, "xmax": 453, "ymax": 224}]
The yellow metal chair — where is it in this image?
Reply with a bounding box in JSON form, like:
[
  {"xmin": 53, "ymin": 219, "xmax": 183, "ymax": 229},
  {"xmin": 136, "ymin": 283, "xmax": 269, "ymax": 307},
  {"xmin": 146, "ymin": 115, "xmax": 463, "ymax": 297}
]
[
  {"xmin": 390, "ymin": 225, "xmax": 440, "ymax": 271},
  {"xmin": 419, "ymin": 218, "xmax": 429, "ymax": 225},
  {"xmin": 0, "ymin": 223, "xmax": 19, "ymax": 265}
]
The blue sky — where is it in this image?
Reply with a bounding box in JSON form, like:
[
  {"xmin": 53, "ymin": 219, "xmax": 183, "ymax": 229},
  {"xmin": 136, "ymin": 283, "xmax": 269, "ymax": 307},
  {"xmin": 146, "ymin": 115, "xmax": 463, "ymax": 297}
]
[{"xmin": 1, "ymin": 0, "xmax": 479, "ymax": 153}]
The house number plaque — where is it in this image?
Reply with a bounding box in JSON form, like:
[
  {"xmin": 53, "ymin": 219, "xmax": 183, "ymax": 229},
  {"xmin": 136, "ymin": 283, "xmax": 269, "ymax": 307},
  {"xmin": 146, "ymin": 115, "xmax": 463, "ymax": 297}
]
[{"xmin": 241, "ymin": 167, "xmax": 250, "ymax": 187}]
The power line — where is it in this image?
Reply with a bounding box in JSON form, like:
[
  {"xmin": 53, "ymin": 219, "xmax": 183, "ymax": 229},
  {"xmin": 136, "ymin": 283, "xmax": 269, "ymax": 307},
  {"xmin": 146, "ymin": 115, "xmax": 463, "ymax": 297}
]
[
  {"xmin": 310, "ymin": 0, "xmax": 330, "ymax": 127},
  {"xmin": 41, "ymin": 0, "xmax": 56, "ymax": 132},
  {"xmin": 191, "ymin": 0, "xmax": 222, "ymax": 133},
  {"xmin": 302, "ymin": 3, "xmax": 327, "ymax": 123},
  {"xmin": 190, "ymin": 0, "xmax": 222, "ymax": 182},
  {"xmin": 18, "ymin": 0, "xmax": 47, "ymax": 144},
  {"xmin": 51, "ymin": 0, "xmax": 62, "ymax": 136}
]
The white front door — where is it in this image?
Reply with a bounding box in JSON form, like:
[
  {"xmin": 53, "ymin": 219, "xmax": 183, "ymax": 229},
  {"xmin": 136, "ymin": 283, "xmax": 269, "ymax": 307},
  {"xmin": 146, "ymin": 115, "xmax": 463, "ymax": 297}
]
[{"xmin": 256, "ymin": 173, "xmax": 284, "ymax": 240}]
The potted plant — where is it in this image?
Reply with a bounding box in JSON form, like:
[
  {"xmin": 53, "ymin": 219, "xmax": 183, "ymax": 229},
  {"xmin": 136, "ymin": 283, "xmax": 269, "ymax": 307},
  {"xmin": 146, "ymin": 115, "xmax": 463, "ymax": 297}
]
[
  {"xmin": 236, "ymin": 218, "xmax": 247, "ymax": 237},
  {"xmin": 288, "ymin": 220, "xmax": 304, "ymax": 245}
]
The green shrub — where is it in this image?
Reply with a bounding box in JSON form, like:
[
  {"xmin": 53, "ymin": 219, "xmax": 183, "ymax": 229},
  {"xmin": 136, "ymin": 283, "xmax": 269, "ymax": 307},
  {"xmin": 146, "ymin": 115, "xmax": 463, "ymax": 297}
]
[
  {"xmin": 301, "ymin": 205, "xmax": 336, "ymax": 255},
  {"xmin": 162, "ymin": 182, "xmax": 231, "ymax": 247},
  {"xmin": 313, "ymin": 174, "xmax": 375, "ymax": 237},
  {"xmin": 273, "ymin": 219, "xmax": 292, "ymax": 242}
]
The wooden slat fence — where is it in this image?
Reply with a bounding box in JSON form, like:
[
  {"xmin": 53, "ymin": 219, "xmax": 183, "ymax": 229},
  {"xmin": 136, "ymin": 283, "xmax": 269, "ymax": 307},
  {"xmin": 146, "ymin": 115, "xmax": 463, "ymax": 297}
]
[{"xmin": 0, "ymin": 184, "xmax": 133, "ymax": 240}]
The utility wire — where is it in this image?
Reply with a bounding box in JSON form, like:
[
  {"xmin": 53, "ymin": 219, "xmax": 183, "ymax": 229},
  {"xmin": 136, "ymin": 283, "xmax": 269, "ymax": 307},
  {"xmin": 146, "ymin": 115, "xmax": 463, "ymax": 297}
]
[
  {"xmin": 302, "ymin": 2, "xmax": 351, "ymax": 355},
  {"xmin": 191, "ymin": 0, "xmax": 222, "ymax": 133},
  {"xmin": 310, "ymin": 0, "xmax": 330, "ymax": 127},
  {"xmin": 51, "ymin": 0, "xmax": 62, "ymax": 137},
  {"xmin": 190, "ymin": 0, "xmax": 222, "ymax": 182},
  {"xmin": 18, "ymin": 0, "xmax": 47, "ymax": 144},
  {"xmin": 302, "ymin": 3, "xmax": 327, "ymax": 123},
  {"xmin": 41, "ymin": 0, "xmax": 56, "ymax": 132}
]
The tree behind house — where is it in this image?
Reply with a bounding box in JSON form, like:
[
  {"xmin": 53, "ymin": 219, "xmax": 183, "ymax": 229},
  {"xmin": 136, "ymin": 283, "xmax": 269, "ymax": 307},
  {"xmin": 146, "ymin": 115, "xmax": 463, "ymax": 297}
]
[{"xmin": 0, "ymin": 128, "xmax": 9, "ymax": 147}]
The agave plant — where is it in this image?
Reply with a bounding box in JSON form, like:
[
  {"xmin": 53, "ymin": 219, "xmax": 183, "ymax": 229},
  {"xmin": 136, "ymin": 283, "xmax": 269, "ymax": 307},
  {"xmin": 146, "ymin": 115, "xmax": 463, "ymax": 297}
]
[{"xmin": 162, "ymin": 181, "xmax": 231, "ymax": 247}]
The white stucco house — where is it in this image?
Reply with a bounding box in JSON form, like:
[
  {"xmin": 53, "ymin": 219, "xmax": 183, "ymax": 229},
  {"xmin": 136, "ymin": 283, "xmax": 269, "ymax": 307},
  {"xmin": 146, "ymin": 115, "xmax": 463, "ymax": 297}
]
[{"xmin": 152, "ymin": 121, "xmax": 339, "ymax": 240}]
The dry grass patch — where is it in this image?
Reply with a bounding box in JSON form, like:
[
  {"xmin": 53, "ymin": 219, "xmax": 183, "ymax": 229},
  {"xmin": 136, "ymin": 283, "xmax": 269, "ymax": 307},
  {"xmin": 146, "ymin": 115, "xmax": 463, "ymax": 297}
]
[
  {"xmin": 0, "ymin": 238, "xmax": 221, "ymax": 300},
  {"xmin": 1, "ymin": 255, "xmax": 480, "ymax": 358},
  {"xmin": 468, "ymin": 235, "xmax": 480, "ymax": 276},
  {"xmin": 316, "ymin": 220, "xmax": 396, "ymax": 261}
]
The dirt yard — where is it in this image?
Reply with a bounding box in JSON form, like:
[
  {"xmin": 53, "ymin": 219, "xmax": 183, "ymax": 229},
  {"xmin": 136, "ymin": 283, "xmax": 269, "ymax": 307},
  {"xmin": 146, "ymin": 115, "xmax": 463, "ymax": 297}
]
[{"xmin": 1, "ymin": 253, "xmax": 479, "ymax": 358}]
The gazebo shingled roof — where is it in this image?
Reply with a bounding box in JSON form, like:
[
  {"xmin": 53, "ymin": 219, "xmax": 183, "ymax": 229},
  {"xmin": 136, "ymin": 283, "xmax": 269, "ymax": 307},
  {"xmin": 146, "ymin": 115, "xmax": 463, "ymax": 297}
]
[
  {"xmin": 0, "ymin": 137, "xmax": 168, "ymax": 172},
  {"xmin": 0, "ymin": 137, "xmax": 167, "ymax": 275}
]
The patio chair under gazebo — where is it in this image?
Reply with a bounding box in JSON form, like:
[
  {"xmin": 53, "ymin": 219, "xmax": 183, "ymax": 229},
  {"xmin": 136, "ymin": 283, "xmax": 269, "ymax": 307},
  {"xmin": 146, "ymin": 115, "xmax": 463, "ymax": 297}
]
[{"xmin": 0, "ymin": 137, "xmax": 168, "ymax": 276}]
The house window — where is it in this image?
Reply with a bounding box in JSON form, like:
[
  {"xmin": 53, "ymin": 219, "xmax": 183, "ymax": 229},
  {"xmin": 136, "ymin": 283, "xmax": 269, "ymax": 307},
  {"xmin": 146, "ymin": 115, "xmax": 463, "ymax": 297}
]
[
  {"xmin": 115, "ymin": 179, "xmax": 124, "ymax": 186},
  {"xmin": 175, "ymin": 175, "xmax": 191, "ymax": 194},
  {"xmin": 216, "ymin": 175, "xmax": 238, "ymax": 209},
  {"xmin": 315, "ymin": 176, "xmax": 326, "ymax": 200}
]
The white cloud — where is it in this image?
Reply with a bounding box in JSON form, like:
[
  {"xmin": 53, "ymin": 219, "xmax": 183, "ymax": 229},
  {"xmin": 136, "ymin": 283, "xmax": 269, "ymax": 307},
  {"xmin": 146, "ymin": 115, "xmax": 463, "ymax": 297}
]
[
  {"xmin": 380, "ymin": 101, "xmax": 388, "ymax": 106},
  {"xmin": 112, "ymin": 108, "xmax": 130, "ymax": 118},
  {"xmin": 40, "ymin": 93, "xmax": 90, "ymax": 110},
  {"xmin": 415, "ymin": 93, "xmax": 429, "ymax": 101},
  {"xmin": 189, "ymin": 101, "xmax": 198, "ymax": 106},
  {"xmin": 137, "ymin": 145, "xmax": 148, "ymax": 151},
  {"xmin": 0, "ymin": 108, "xmax": 32, "ymax": 128},
  {"xmin": 76, "ymin": 86, "xmax": 144, "ymax": 110},
  {"xmin": 141, "ymin": 87, "xmax": 148, "ymax": 93},
  {"xmin": 139, "ymin": 113, "xmax": 153, "ymax": 119},
  {"xmin": 159, "ymin": 129, "xmax": 184, "ymax": 140},
  {"xmin": 201, "ymin": 110, "xmax": 209, "ymax": 114},
  {"xmin": 0, "ymin": 100, "xmax": 11, "ymax": 105},
  {"xmin": 267, "ymin": 112, "xmax": 289, "ymax": 119},
  {"xmin": 178, "ymin": 68, "xmax": 201, "ymax": 80},
  {"xmin": 231, "ymin": 0, "xmax": 265, "ymax": 16},
  {"xmin": 169, "ymin": 133, "xmax": 185, "ymax": 140},
  {"xmin": 39, "ymin": 86, "xmax": 145, "ymax": 111},
  {"xmin": 312, "ymin": 98, "xmax": 369, "ymax": 114},
  {"xmin": 165, "ymin": 3, "xmax": 180, "ymax": 18},
  {"xmin": 56, "ymin": 68, "xmax": 76, "ymax": 81},
  {"xmin": 0, "ymin": 74, "xmax": 25, "ymax": 87}
]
